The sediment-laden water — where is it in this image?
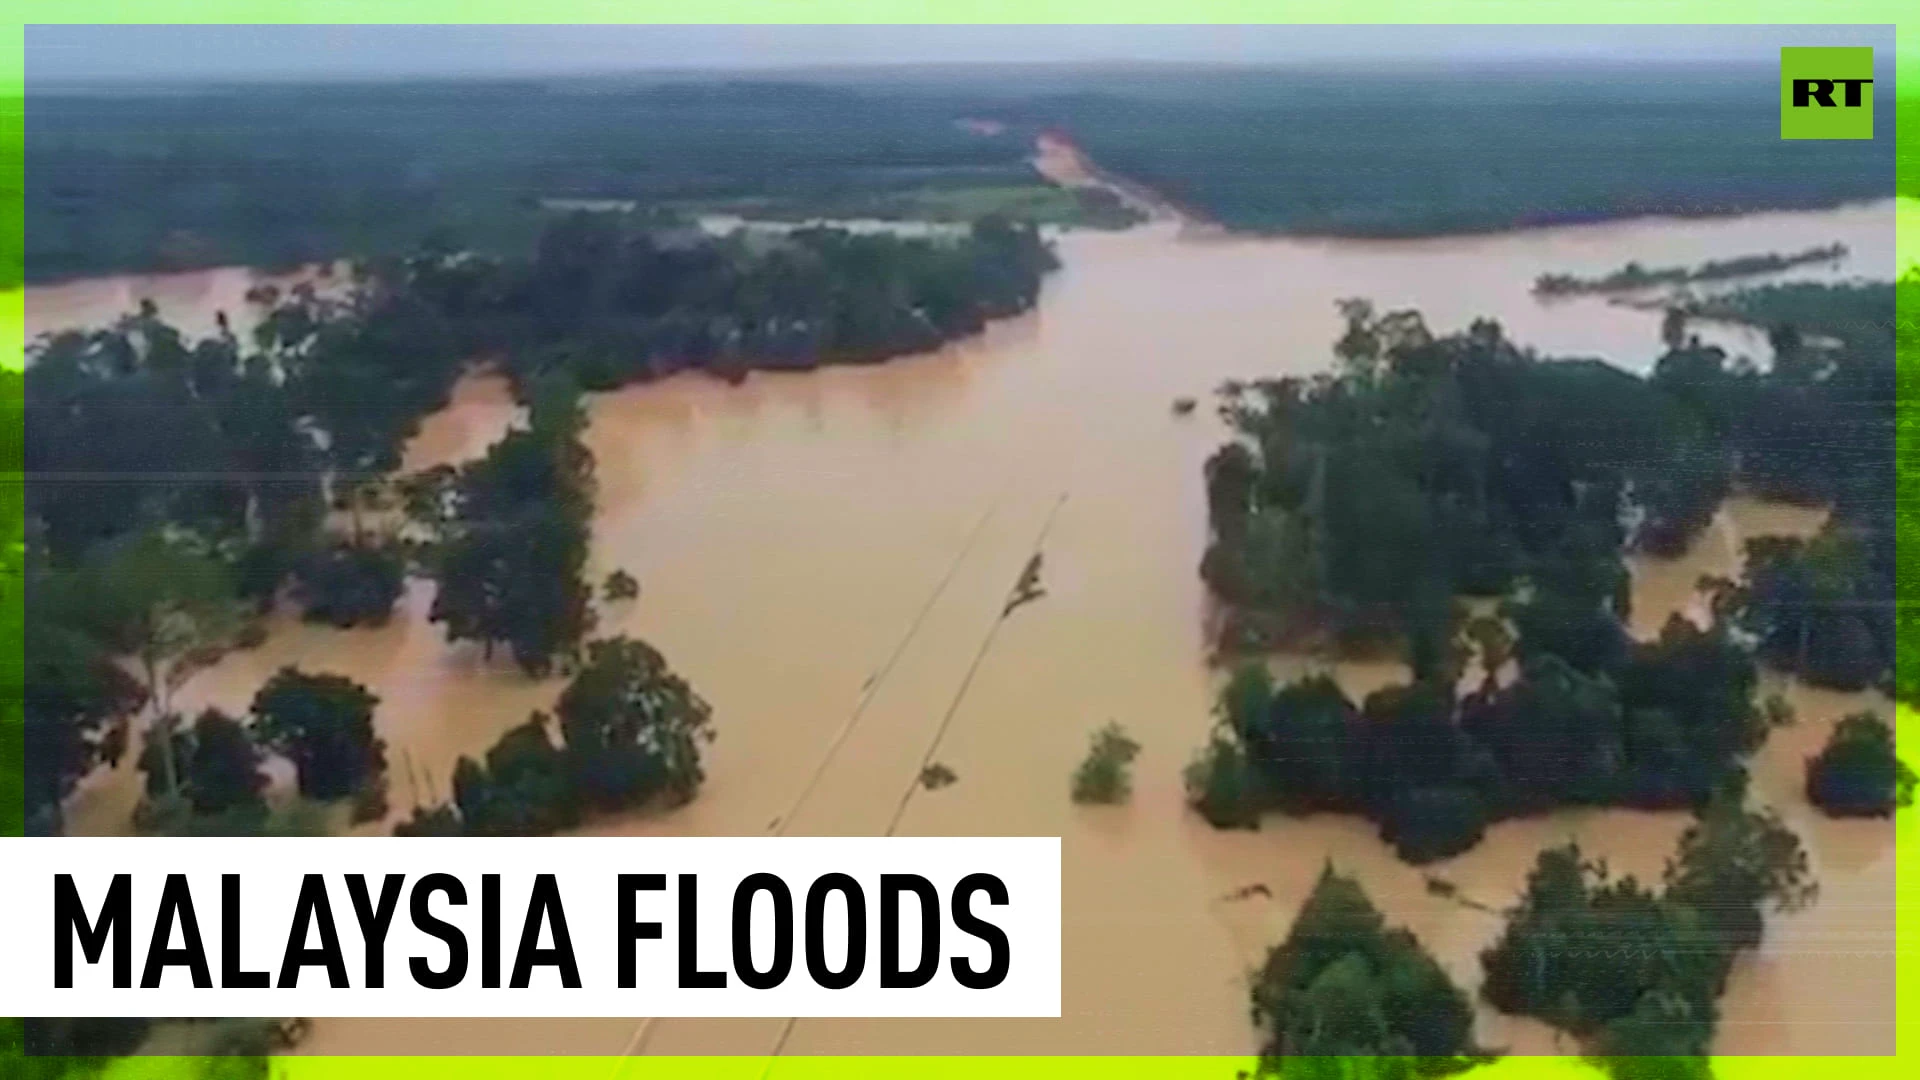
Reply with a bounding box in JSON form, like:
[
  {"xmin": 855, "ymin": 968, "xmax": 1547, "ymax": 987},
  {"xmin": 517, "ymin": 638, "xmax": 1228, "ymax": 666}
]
[{"xmin": 31, "ymin": 197, "xmax": 1901, "ymax": 1059}]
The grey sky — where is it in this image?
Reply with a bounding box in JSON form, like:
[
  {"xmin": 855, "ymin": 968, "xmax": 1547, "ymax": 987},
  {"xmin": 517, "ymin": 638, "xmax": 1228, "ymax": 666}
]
[{"xmin": 27, "ymin": 23, "xmax": 1892, "ymax": 85}]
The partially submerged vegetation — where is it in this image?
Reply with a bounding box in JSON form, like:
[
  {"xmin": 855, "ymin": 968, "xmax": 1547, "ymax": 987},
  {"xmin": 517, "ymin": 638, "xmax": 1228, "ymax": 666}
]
[
  {"xmin": 1201, "ymin": 282, "xmax": 1893, "ymax": 670},
  {"xmin": 396, "ymin": 635, "xmax": 714, "ymax": 836},
  {"xmin": 1805, "ymin": 712, "xmax": 1916, "ymax": 817},
  {"xmin": 1189, "ymin": 604, "xmax": 1766, "ymax": 863},
  {"xmin": 1189, "ymin": 280, "xmax": 1898, "ymax": 860},
  {"xmin": 22, "ymin": 208, "xmax": 1055, "ymax": 833},
  {"xmin": 1070, "ymin": 722, "xmax": 1141, "ymax": 804},
  {"xmin": 1531, "ymin": 243, "xmax": 1847, "ymax": 296},
  {"xmin": 1481, "ymin": 781, "xmax": 1816, "ymax": 1078},
  {"xmin": 1251, "ymin": 865, "xmax": 1481, "ymax": 1073}
]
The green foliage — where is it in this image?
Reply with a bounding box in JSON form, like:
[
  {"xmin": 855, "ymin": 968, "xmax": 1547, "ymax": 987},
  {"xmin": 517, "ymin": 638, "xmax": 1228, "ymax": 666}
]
[
  {"xmin": 1244, "ymin": 672, "xmax": 1353, "ymax": 810},
  {"xmin": 555, "ymin": 635, "xmax": 716, "ymax": 811},
  {"xmin": 479, "ymin": 211, "xmax": 1057, "ymax": 387},
  {"xmin": 1188, "ymin": 285, "xmax": 1894, "ymax": 864},
  {"xmin": 1206, "ymin": 279, "xmax": 1892, "ymax": 683},
  {"xmin": 1482, "ymin": 791, "xmax": 1815, "ymax": 1072},
  {"xmin": 1202, "ymin": 305, "xmax": 1673, "ymax": 644},
  {"xmin": 139, "ymin": 708, "xmax": 268, "ymax": 821},
  {"xmin": 1023, "ymin": 65, "xmax": 1891, "ymax": 237},
  {"xmin": 1251, "ymin": 866, "xmax": 1476, "ymax": 1073},
  {"xmin": 1380, "ymin": 787, "xmax": 1486, "ymax": 865},
  {"xmin": 450, "ymin": 717, "xmax": 579, "ymax": 836},
  {"xmin": 1183, "ymin": 724, "xmax": 1261, "ymax": 830},
  {"xmin": 1070, "ymin": 722, "xmax": 1141, "ymax": 804},
  {"xmin": 1806, "ymin": 712, "xmax": 1914, "ymax": 818},
  {"xmin": 1741, "ymin": 529, "xmax": 1890, "ymax": 692},
  {"xmin": 292, "ymin": 541, "xmax": 406, "ymax": 628},
  {"xmin": 250, "ymin": 667, "xmax": 386, "ymax": 804},
  {"xmin": 25, "ymin": 310, "xmax": 325, "ymax": 570},
  {"xmin": 398, "ymin": 635, "xmax": 712, "ymax": 836},
  {"xmin": 392, "ymin": 802, "xmax": 464, "ymax": 837},
  {"xmin": 24, "ymin": 78, "xmax": 1042, "ymax": 283},
  {"xmin": 1193, "ymin": 596, "xmax": 1763, "ymax": 859},
  {"xmin": 22, "ymin": 573, "xmax": 145, "ymax": 834},
  {"xmin": 429, "ymin": 380, "xmax": 596, "ymax": 676}
]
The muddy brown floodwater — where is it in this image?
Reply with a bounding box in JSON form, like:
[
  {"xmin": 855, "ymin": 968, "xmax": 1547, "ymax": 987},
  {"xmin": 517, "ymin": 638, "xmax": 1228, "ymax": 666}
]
[{"xmin": 32, "ymin": 197, "xmax": 1903, "ymax": 1061}]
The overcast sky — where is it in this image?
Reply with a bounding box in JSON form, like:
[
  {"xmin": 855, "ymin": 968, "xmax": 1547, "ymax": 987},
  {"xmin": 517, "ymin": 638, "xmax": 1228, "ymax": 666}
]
[{"xmin": 27, "ymin": 24, "xmax": 1893, "ymax": 85}]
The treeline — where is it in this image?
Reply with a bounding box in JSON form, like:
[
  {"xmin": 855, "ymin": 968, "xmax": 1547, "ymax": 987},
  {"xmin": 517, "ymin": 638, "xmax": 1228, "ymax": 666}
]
[
  {"xmin": 998, "ymin": 65, "xmax": 1893, "ymax": 237},
  {"xmin": 410, "ymin": 211, "xmax": 1057, "ymax": 388},
  {"xmin": 1531, "ymin": 242, "xmax": 1847, "ymax": 296},
  {"xmin": 23, "ymin": 77, "xmax": 1041, "ymax": 285}
]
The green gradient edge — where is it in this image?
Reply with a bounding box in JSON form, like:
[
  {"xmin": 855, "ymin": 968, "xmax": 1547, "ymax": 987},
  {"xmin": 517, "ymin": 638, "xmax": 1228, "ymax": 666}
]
[{"xmin": 0, "ymin": 4, "xmax": 1912, "ymax": 1077}]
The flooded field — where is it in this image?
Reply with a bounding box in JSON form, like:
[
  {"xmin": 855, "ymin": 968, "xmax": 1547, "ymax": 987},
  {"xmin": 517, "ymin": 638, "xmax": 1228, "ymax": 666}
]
[{"xmin": 32, "ymin": 197, "xmax": 1902, "ymax": 1060}]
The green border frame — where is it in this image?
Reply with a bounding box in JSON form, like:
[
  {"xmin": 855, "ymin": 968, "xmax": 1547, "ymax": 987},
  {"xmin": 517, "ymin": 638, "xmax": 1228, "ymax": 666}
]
[{"xmin": 1, "ymin": 4, "xmax": 1914, "ymax": 1077}]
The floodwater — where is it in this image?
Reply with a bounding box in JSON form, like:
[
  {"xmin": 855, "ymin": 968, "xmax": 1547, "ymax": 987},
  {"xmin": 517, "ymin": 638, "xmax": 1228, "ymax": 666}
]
[
  {"xmin": 23, "ymin": 262, "xmax": 348, "ymax": 346},
  {"xmin": 32, "ymin": 195, "xmax": 1903, "ymax": 1061}
]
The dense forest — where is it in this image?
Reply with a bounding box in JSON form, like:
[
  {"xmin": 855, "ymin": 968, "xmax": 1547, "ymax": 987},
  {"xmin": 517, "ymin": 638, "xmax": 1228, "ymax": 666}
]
[
  {"xmin": 20, "ymin": 210, "xmax": 1055, "ymax": 836},
  {"xmin": 992, "ymin": 65, "xmax": 1895, "ymax": 236},
  {"xmin": 22, "ymin": 77, "xmax": 1081, "ymax": 285},
  {"xmin": 23, "ymin": 63, "xmax": 1903, "ymax": 286},
  {"xmin": 1189, "ymin": 278, "xmax": 1897, "ymax": 861}
]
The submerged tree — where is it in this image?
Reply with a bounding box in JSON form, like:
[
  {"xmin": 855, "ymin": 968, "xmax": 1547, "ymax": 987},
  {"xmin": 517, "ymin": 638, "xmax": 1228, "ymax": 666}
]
[
  {"xmin": 76, "ymin": 531, "xmax": 244, "ymax": 799},
  {"xmin": 1252, "ymin": 865, "xmax": 1477, "ymax": 1075},
  {"xmin": 430, "ymin": 375, "xmax": 595, "ymax": 676},
  {"xmin": 1482, "ymin": 787, "xmax": 1815, "ymax": 1077},
  {"xmin": 292, "ymin": 541, "xmax": 406, "ymax": 628},
  {"xmin": 555, "ymin": 635, "xmax": 715, "ymax": 811},
  {"xmin": 1070, "ymin": 722, "xmax": 1142, "ymax": 804},
  {"xmin": 139, "ymin": 708, "xmax": 269, "ymax": 825},
  {"xmin": 1804, "ymin": 712, "xmax": 1916, "ymax": 817},
  {"xmin": 397, "ymin": 634, "xmax": 713, "ymax": 837},
  {"xmin": 251, "ymin": 667, "xmax": 387, "ymax": 806}
]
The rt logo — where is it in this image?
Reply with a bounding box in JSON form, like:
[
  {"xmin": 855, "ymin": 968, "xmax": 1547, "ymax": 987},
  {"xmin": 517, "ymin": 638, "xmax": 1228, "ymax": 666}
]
[{"xmin": 1780, "ymin": 47, "xmax": 1875, "ymax": 139}]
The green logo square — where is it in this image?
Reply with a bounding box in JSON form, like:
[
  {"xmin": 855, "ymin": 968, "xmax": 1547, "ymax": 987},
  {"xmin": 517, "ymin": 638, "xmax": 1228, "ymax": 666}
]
[{"xmin": 1781, "ymin": 46, "xmax": 1874, "ymax": 139}]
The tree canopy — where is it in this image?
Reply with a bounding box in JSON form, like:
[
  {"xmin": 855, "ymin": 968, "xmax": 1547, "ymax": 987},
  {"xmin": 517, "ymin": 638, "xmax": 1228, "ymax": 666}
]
[{"xmin": 1251, "ymin": 865, "xmax": 1478, "ymax": 1076}]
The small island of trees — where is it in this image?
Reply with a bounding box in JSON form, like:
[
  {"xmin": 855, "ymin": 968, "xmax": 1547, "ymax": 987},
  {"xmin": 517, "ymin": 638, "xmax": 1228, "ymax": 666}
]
[
  {"xmin": 1805, "ymin": 712, "xmax": 1916, "ymax": 817},
  {"xmin": 1481, "ymin": 780, "xmax": 1816, "ymax": 1078},
  {"xmin": 1252, "ymin": 865, "xmax": 1481, "ymax": 1075},
  {"xmin": 1531, "ymin": 243, "xmax": 1848, "ymax": 297}
]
